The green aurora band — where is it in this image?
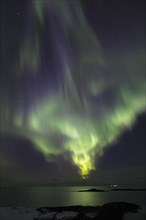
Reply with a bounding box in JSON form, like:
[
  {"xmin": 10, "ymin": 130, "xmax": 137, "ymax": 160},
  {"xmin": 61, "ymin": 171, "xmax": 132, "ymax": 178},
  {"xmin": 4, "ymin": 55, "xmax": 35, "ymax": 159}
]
[{"xmin": 1, "ymin": 0, "xmax": 146, "ymax": 178}]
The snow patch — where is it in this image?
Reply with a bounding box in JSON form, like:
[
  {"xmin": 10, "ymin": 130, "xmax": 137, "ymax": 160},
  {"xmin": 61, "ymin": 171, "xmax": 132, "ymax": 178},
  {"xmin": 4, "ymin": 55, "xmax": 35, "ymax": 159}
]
[
  {"xmin": 85, "ymin": 212, "xmax": 97, "ymax": 218},
  {"xmin": 38, "ymin": 211, "xmax": 57, "ymax": 219},
  {"xmin": 55, "ymin": 211, "xmax": 78, "ymax": 219},
  {"xmin": 0, "ymin": 207, "xmax": 39, "ymax": 220}
]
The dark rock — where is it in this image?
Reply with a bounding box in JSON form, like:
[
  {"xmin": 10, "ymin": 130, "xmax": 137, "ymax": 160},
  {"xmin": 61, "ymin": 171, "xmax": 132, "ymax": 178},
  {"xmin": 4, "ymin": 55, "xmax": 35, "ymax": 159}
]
[
  {"xmin": 111, "ymin": 188, "xmax": 146, "ymax": 191},
  {"xmin": 78, "ymin": 188, "xmax": 106, "ymax": 192},
  {"xmin": 98, "ymin": 202, "xmax": 141, "ymax": 220},
  {"xmin": 37, "ymin": 202, "xmax": 141, "ymax": 220}
]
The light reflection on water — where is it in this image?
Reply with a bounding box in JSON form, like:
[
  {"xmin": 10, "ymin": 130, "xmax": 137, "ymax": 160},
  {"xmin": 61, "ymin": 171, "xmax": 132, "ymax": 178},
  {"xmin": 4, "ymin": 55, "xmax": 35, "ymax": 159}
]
[
  {"xmin": 0, "ymin": 186, "xmax": 146, "ymax": 210},
  {"xmin": 68, "ymin": 190, "xmax": 104, "ymax": 206}
]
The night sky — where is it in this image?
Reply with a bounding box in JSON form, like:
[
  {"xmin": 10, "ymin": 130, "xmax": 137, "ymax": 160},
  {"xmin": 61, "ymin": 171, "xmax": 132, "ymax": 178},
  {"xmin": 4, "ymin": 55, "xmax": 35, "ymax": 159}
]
[{"xmin": 0, "ymin": 0, "xmax": 145, "ymax": 186}]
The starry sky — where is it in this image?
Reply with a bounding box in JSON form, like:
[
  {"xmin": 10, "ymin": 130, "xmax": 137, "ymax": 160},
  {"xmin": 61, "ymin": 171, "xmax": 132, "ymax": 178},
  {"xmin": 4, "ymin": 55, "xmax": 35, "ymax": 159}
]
[{"xmin": 0, "ymin": 0, "xmax": 146, "ymax": 186}]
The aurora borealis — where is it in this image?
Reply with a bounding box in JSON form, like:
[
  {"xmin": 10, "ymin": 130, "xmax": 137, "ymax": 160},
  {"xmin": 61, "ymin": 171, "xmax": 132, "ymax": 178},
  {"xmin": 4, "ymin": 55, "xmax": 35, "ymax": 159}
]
[{"xmin": 0, "ymin": 0, "xmax": 146, "ymax": 184}]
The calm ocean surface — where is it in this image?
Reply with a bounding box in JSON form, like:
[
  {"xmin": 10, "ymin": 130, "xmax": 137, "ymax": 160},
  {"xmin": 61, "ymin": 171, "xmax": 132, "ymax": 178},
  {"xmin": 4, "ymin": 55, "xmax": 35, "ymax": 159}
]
[{"xmin": 0, "ymin": 186, "xmax": 146, "ymax": 219}]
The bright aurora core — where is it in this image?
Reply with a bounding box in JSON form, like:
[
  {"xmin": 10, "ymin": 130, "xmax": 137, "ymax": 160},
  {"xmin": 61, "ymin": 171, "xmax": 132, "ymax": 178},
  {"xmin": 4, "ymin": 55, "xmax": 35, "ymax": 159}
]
[{"xmin": 1, "ymin": 0, "xmax": 146, "ymax": 180}]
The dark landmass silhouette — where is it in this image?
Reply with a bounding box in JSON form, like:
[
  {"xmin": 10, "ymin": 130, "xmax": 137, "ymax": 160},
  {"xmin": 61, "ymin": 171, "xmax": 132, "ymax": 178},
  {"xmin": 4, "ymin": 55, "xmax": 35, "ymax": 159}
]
[
  {"xmin": 111, "ymin": 188, "xmax": 146, "ymax": 191},
  {"xmin": 78, "ymin": 188, "xmax": 106, "ymax": 192},
  {"xmin": 36, "ymin": 201, "xmax": 141, "ymax": 220},
  {"xmin": 78, "ymin": 187, "xmax": 146, "ymax": 192}
]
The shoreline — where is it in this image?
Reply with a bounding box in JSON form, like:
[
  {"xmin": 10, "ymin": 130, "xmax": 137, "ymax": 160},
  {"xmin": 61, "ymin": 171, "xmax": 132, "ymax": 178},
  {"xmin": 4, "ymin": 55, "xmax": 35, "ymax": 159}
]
[
  {"xmin": 0, "ymin": 201, "xmax": 141, "ymax": 220},
  {"xmin": 78, "ymin": 187, "xmax": 146, "ymax": 192}
]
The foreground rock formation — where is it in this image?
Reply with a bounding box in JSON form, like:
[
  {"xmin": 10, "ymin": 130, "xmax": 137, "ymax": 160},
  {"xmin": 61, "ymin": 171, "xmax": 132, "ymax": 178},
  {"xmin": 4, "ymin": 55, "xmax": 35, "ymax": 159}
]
[
  {"xmin": 0, "ymin": 202, "xmax": 140, "ymax": 220},
  {"xmin": 0, "ymin": 202, "xmax": 141, "ymax": 220},
  {"xmin": 37, "ymin": 202, "xmax": 140, "ymax": 220}
]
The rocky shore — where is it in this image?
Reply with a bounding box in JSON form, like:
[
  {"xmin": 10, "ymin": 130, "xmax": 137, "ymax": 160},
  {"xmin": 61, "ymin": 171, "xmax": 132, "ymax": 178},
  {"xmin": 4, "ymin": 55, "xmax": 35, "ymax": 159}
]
[{"xmin": 0, "ymin": 202, "xmax": 141, "ymax": 220}]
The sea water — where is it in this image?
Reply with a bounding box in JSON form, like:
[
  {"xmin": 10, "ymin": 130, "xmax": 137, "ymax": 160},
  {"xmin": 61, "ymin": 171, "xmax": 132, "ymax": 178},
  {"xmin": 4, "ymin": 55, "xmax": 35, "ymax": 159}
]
[{"xmin": 0, "ymin": 186, "xmax": 146, "ymax": 219}]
